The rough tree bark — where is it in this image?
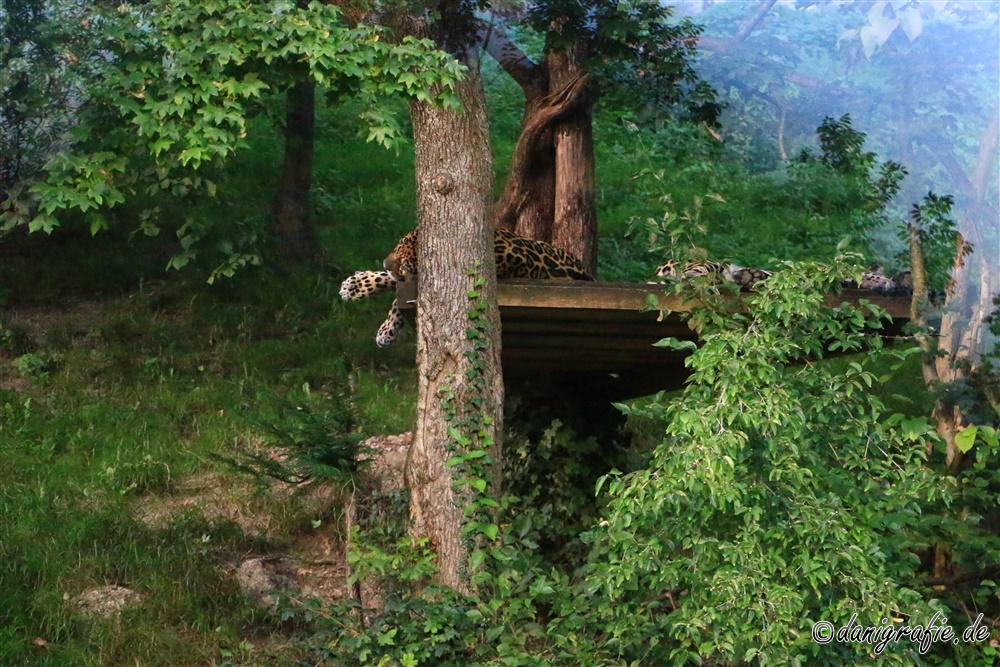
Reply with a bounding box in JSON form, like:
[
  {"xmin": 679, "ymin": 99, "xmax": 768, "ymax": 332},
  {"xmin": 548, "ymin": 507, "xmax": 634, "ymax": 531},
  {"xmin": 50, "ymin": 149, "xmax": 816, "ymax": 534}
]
[
  {"xmin": 405, "ymin": 45, "xmax": 504, "ymax": 594},
  {"xmin": 549, "ymin": 43, "xmax": 597, "ymax": 277},
  {"xmin": 272, "ymin": 80, "xmax": 320, "ymax": 262}
]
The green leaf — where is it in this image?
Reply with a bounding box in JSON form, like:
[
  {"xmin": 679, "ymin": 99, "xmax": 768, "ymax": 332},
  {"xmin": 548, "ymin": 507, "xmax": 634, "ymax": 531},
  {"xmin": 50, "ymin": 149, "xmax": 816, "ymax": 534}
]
[
  {"xmin": 482, "ymin": 523, "xmax": 499, "ymax": 541},
  {"xmin": 653, "ymin": 337, "xmax": 697, "ymax": 351},
  {"xmin": 28, "ymin": 214, "xmax": 59, "ymax": 234},
  {"xmin": 955, "ymin": 425, "xmax": 979, "ymax": 454},
  {"xmin": 88, "ymin": 213, "xmax": 109, "ymax": 236},
  {"xmin": 899, "ymin": 416, "xmax": 931, "ymax": 441}
]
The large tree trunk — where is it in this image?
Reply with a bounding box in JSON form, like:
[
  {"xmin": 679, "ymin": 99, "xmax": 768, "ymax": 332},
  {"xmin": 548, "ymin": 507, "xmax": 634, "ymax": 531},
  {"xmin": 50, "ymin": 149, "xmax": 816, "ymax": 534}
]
[
  {"xmin": 272, "ymin": 80, "xmax": 319, "ymax": 262},
  {"xmin": 406, "ymin": 54, "xmax": 504, "ymax": 595},
  {"xmin": 549, "ymin": 43, "xmax": 597, "ymax": 277}
]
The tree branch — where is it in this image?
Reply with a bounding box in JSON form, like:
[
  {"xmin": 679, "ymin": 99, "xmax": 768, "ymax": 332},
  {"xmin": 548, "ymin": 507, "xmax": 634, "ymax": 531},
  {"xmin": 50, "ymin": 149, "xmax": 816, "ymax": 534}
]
[
  {"xmin": 477, "ymin": 22, "xmax": 547, "ymax": 99},
  {"xmin": 695, "ymin": 0, "xmax": 778, "ymax": 52},
  {"xmin": 971, "ymin": 110, "xmax": 1000, "ymax": 203},
  {"xmin": 923, "ymin": 563, "xmax": 1000, "ymax": 588},
  {"xmin": 732, "ymin": 0, "xmax": 779, "ymax": 44}
]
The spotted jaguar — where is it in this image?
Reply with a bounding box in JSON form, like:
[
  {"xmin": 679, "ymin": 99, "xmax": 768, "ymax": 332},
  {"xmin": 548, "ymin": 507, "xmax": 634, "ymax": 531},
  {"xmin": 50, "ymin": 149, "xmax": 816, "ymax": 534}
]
[
  {"xmin": 849, "ymin": 265, "xmax": 913, "ymax": 294},
  {"xmin": 652, "ymin": 259, "xmax": 912, "ymax": 294},
  {"xmin": 340, "ymin": 228, "xmax": 593, "ymax": 346},
  {"xmin": 652, "ymin": 260, "xmax": 773, "ymax": 288},
  {"xmin": 383, "ymin": 228, "xmax": 593, "ymax": 282}
]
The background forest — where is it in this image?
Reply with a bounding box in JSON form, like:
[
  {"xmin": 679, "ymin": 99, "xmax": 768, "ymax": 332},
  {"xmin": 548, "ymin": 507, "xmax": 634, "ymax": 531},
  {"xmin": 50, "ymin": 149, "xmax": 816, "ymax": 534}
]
[{"xmin": 1, "ymin": 1, "xmax": 998, "ymax": 665}]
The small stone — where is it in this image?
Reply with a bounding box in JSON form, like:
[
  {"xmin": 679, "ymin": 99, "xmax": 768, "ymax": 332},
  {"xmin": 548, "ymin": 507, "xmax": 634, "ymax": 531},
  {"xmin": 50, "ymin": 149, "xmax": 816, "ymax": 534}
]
[
  {"xmin": 236, "ymin": 558, "xmax": 296, "ymax": 609},
  {"xmin": 73, "ymin": 585, "xmax": 142, "ymax": 618}
]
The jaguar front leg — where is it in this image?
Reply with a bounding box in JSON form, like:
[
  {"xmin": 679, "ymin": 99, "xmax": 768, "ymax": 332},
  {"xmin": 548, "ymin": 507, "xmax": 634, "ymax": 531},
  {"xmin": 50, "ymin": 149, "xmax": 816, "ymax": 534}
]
[
  {"xmin": 339, "ymin": 270, "xmax": 397, "ymax": 302},
  {"xmin": 375, "ymin": 301, "xmax": 406, "ymax": 347}
]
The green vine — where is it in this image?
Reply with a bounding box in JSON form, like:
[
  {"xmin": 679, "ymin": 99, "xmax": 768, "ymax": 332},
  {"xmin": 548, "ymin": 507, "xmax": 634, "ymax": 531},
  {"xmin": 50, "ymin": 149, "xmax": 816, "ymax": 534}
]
[{"xmin": 440, "ymin": 265, "xmax": 502, "ymax": 572}]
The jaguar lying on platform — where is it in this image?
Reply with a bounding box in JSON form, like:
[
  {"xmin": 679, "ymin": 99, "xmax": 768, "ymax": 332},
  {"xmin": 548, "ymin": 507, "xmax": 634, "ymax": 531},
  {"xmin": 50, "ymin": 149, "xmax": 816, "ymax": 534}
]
[
  {"xmin": 340, "ymin": 228, "xmax": 593, "ymax": 346},
  {"xmin": 652, "ymin": 259, "xmax": 913, "ymax": 294},
  {"xmin": 652, "ymin": 259, "xmax": 774, "ymax": 288}
]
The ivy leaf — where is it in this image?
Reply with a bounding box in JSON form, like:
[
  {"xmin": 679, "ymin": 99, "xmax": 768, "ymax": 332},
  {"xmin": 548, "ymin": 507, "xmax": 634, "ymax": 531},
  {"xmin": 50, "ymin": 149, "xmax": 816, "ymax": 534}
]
[{"xmin": 482, "ymin": 523, "xmax": 499, "ymax": 541}]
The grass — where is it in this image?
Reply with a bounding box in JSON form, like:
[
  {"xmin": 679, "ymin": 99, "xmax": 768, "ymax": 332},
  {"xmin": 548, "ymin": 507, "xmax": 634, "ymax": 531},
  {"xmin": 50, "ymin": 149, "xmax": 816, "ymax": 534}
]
[{"xmin": 0, "ymin": 229, "xmax": 414, "ymax": 665}]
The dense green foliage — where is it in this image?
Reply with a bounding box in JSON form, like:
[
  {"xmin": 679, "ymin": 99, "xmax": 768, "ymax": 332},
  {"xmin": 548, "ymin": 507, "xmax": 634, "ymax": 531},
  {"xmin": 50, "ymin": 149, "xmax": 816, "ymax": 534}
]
[
  {"xmin": 596, "ymin": 113, "xmax": 911, "ymax": 280},
  {"xmin": 2, "ymin": 0, "xmax": 463, "ymax": 278},
  {"xmin": 1, "ymin": 0, "xmax": 112, "ymax": 187},
  {"xmin": 599, "ymin": 257, "xmax": 940, "ymax": 665},
  {"xmin": 685, "ymin": 0, "xmax": 999, "ymax": 221},
  {"xmin": 276, "ymin": 252, "xmax": 996, "ymax": 667}
]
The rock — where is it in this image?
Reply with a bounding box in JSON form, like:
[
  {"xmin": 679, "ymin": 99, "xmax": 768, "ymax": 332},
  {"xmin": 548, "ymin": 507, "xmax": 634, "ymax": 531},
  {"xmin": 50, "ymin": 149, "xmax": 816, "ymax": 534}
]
[
  {"xmin": 235, "ymin": 557, "xmax": 298, "ymax": 609},
  {"xmin": 72, "ymin": 585, "xmax": 142, "ymax": 618},
  {"xmin": 359, "ymin": 432, "xmax": 411, "ymax": 490}
]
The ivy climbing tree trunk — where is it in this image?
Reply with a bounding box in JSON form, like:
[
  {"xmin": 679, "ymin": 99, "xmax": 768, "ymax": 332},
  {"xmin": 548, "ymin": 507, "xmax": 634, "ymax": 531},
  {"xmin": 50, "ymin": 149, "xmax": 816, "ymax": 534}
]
[
  {"xmin": 272, "ymin": 80, "xmax": 320, "ymax": 262},
  {"xmin": 406, "ymin": 41, "xmax": 504, "ymax": 594}
]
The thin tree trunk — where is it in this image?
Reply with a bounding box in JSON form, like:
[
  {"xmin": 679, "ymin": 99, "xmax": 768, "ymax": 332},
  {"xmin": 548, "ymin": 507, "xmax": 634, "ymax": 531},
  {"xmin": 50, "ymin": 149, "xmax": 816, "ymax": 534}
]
[
  {"xmin": 273, "ymin": 80, "xmax": 319, "ymax": 262},
  {"xmin": 912, "ymin": 109, "xmax": 998, "ymax": 581},
  {"xmin": 406, "ymin": 56, "xmax": 504, "ymax": 595},
  {"xmin": 549, "ymin": 44, "xmax": 597, "ymax": 276}
]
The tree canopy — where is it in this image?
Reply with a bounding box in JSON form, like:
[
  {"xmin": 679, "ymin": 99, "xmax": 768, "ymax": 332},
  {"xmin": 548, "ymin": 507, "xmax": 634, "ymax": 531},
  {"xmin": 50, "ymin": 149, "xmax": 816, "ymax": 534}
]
[{"xmin": 2, "ymin": 0, "xmax": 465, "ymax": 273}]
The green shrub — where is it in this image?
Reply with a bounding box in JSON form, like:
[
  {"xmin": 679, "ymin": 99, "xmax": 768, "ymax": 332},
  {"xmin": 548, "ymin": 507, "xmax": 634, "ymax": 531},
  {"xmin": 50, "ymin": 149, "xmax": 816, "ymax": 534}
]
[
  {"xmin": 12, "ymin": 351, "xmax": 59, "ymax": 379},
  {"xmin": 592, "ymin": 252, "xmax": 943, "ymax": 665}
]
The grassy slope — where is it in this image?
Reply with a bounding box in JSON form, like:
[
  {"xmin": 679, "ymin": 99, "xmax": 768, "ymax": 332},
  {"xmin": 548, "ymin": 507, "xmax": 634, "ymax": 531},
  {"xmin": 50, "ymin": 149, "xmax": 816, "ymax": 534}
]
[
  {"xmin": 0, "ymin": 97, "xmax": 424, "ymax": 665},
  {"xmin": 0, "ymin": 67, "xmax": 930, "ymax": 665}
]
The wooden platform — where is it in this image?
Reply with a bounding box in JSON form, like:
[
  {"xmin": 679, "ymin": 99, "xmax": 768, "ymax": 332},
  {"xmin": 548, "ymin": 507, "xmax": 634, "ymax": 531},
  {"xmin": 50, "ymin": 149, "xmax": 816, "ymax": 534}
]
[{"xmin": 396, "ymin": 279, "xmax": 912, "ymax": 401}]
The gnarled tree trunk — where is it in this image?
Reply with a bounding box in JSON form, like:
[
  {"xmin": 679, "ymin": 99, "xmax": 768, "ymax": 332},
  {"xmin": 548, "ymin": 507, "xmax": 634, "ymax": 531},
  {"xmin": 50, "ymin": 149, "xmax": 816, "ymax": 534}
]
[
  {"xmin": 406, "ymin": 53, "xmax": 504, "ymax": 595},
  {"xmin": 911, "ymin": 111, "xmax": 999, "ymax": 580},
  {"xmin": 485, "ymin": 30, "xmax": 597, "ymax": 274}
]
